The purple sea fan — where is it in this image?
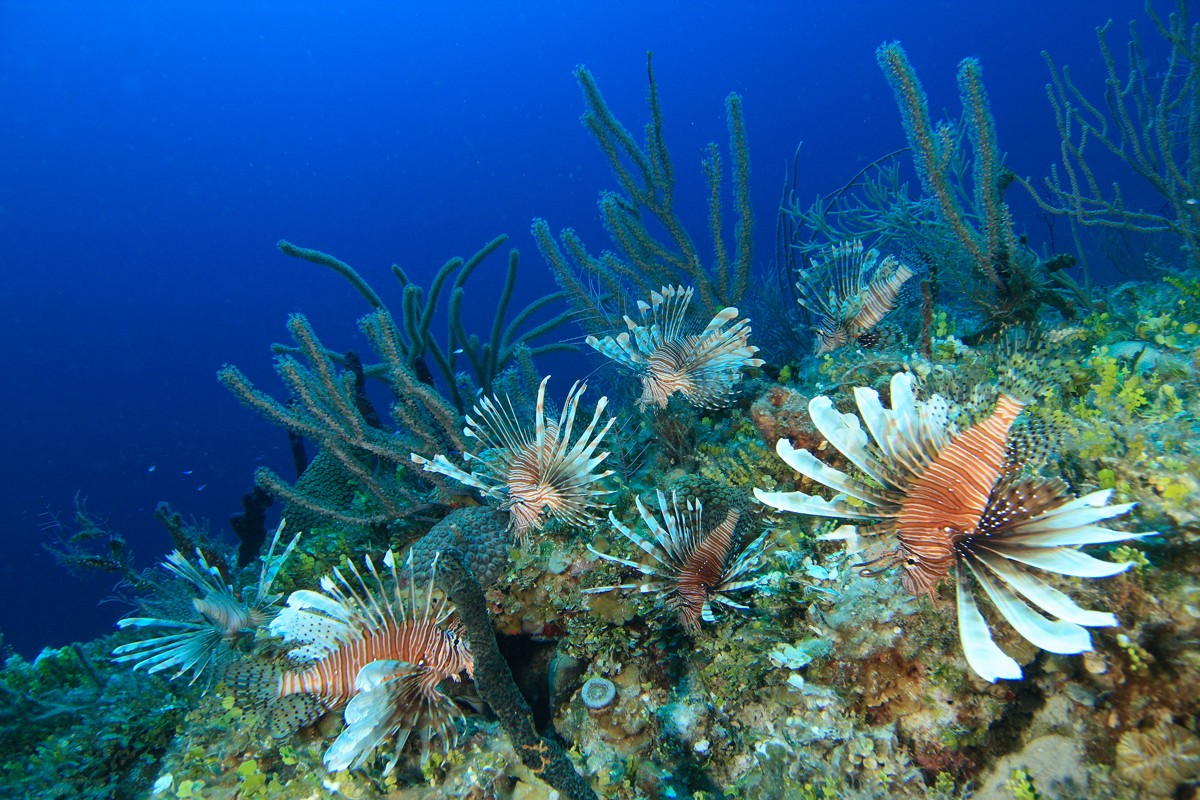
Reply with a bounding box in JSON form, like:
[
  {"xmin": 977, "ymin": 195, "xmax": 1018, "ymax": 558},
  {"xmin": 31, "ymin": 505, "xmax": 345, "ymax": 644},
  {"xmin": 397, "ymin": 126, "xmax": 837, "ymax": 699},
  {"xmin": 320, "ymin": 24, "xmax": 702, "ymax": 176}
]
[
  {"xmin": 797, "ymin": 240, "xmax": 914, "ymax": 354},
  {"xmin": 586, "ymin": 285, "xmax": 764, "ymax": 410},
  {"xmin": 412, "ymin": 376, "xmax": 615, "ymax": 539},
  {"xmin": 754, "ymin": 371, "xmax": 1155, "ymax": 682},
  {"xmin": 584, "ymin": 490, "xmax": 772, "ymax": 632},
  {"xmin": 112, "ymin": 520, "xmax": 299, "ymax": 686}
]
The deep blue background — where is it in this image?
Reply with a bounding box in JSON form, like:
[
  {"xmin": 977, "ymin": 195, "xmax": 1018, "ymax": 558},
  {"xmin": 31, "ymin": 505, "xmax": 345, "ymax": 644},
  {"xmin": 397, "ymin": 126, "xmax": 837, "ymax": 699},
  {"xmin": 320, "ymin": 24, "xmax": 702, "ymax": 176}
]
[{"xmin": 0, "ymin": 1, "xmax": 1163, "ymax": 657}]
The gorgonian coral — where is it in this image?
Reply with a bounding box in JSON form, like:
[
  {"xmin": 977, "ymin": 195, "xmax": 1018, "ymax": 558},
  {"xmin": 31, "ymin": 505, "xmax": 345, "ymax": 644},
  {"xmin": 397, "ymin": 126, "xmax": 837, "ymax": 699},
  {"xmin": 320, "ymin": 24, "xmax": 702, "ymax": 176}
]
[
  {"xmin": 412, "ymin": 376, "xmax": 614, "ymax": 538},
  {"xmin": 755, "ymin": 371, "xmax": 1153, "ymax": 681},
  {"xmin": 586, "ymin": 285, "xmax": 763, "ymax": 409}
]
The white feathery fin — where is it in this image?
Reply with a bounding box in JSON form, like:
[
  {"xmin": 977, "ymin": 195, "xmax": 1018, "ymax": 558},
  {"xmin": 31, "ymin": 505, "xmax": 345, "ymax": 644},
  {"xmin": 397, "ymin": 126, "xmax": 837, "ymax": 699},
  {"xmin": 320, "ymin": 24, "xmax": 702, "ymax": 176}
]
[
  {"xmin": 853, "ymin": 386, "xmax": 894, "ymax": 460},
  {"xmin": 998, "ymin": 525, "xmax": 1157, "ymax": 548},
  {"xmin": 965, "ymin": 558, "xmax": 1093, "ymax": 654},
  {"xmin": 885, "ymin": 371, "xmax": 932, "ymax": 471},
  {"xmin": 956, "ymin": 566, "xmax": 1022, "ymax": 681},
  {"xmin": 323, "ymin": 661, "xmax": 419, "ymax": 773},
  {"xmin": 771, "ymin": 438, "xmax": 893, "ymax": 506},
  {"xmin": 807, "ymin": 395, "xmax": 886, "ymax": 485},
  {"xmin": 255, "ymin": 518, "xmax": 301, "ymax": 604},
  {"xmin": 533, "ymin": 375, "xmax": 551, "ymax": 467},
  {"xmin": 1004, "ymin": 490, "xmax": 1140, "ymax": 533},
  {"xmin": 362, "ymin": 551, "xmax": 395, "ymax": 627},
  {"xmin": 979, "ymin": 544, "xmax": 1133, "ymax": 578},
  {"xmin": 753, "ymin": 486, "xmax": 880, "ymax": 520},
  {"xmin": 973, "ymin": 551, "xmax": 1118, "ymax": 627}
]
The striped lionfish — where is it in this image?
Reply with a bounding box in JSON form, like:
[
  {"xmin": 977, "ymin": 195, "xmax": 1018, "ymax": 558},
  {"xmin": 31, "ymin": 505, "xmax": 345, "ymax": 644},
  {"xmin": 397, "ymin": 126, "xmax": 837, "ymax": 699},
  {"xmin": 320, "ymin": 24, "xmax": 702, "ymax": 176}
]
[
  {"xmin": 584, "ymin": 490, "xmax": 772, "ymax": 632},
  {"xmin": 230, "ymin": 550, "xmax": 473, "ymax": 774},
  {"xmin": 797, "ymin": 240, "xmax": 914, "ymax": 354},
  {"xmin": 754, "ymin": 370, "xmax": 1153, "ymax": 682},
  {"xmin": 113, "ymin": 520, "xmax": 299, "ymax": 686},
  {"xmin": 586, "ymin": 285, "xmax": 764, "ymax": 410},
  {"xmin": 412, "ymin": 376, "xmax": 614, "ymax": 539}
]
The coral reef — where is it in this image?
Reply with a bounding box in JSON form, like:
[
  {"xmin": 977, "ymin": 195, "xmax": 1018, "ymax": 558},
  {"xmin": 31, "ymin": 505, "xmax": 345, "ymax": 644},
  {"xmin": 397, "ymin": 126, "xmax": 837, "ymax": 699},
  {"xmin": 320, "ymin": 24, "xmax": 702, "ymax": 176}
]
[{"xmin": 20, "ymin": 23, "xmax": 1200, "ymax": 800}]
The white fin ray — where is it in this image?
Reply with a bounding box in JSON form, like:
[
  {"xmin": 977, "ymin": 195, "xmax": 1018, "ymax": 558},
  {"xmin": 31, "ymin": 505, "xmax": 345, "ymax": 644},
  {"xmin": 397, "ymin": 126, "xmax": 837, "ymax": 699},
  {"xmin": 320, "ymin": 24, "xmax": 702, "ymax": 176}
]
[
  {"xmin": 807, "ymin": 396, "xmax": 888, "ymax": 485},
  {"xmin": 998, "ymin": 526, "xmax": 1157, "ymax": 547},
  {"xmin": 965, "ymin": 558, "xmax": 1093, "ymax": 654},
  {"xmin": 410, "ymin": 453, "xmax": 504, "ymax": 498},
  {"xmin": 956, "ymin": 566, "xmax": 1022, "ymax": 682},
  {"xmin": 853, "ymin": 386, "xmax": 900, "ymax": 462},
  {"xmin": 974, "ymin": 550, "xmax": 1118, "ymax": 627},
  {"xmin": 754, "ymin": 487, "xmax": 880, "ymax": 520},
  {"xmin": 324, "ymin": 663, "xmax": 415, "ymax": 772},
  {"xmin": 772, "ymin": 439, "xmax": 893, "ymax": 506},
  {"xmin": 981, "ymin": 543, "xmax": 1133, "ymax": 578},
  {"xmin": 1007, "ymin": 490, "xmax": 1138, "ymax": 533}
]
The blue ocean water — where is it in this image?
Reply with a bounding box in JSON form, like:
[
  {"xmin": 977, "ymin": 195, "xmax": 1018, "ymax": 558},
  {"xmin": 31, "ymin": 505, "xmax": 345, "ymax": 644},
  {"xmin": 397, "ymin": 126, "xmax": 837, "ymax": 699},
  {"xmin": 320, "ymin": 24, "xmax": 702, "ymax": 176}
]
[{"xmin": 0, "ymin": 0, "xmax": 1162, "ymax": 660}]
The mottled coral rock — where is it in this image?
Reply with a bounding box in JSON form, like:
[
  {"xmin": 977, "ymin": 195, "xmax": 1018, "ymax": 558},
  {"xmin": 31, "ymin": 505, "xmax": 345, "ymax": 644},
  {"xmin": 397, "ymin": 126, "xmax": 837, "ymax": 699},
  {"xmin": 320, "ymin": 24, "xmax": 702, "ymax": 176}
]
[
  {"xmin": 973, "ymin": 734, "xmax": 1094, "ymax": 799},
  {"xmin": 407, "ymin": 506, "xmax": 513, "ymax": 588},
  {"xmin": 749, "ymin": 384, "xmax": 821, "ymax": 450}
]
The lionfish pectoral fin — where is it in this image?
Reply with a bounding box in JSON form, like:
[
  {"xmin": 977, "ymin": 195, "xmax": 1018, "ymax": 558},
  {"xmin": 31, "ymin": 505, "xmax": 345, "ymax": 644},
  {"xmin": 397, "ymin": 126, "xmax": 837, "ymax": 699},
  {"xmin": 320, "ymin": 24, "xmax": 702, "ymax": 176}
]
[
  {"xmin": 352, "ymin": 659, "xmax": 418, "ymax": 695},
  {"xmin": 327, "ymin": 663, "xmax": 447, "ymax": 775},
  {"xmin": 955, "ymin": 567, "xmax": 1022, "ymax": 682},
  {"xmin": 965, "ymin": 557, "xmax": 1093, "ymax": 655},
  {"xmin": 268, "ymin": 693, "xmax": 327, "ymax": 739}
]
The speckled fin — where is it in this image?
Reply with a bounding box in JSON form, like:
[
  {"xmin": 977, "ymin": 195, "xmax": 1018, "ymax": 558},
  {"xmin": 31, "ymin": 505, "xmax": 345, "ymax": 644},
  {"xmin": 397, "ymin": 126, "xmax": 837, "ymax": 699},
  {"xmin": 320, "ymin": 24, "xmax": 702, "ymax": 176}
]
[{"xmin": 268, "ymin": 693, "xmax": 327, "ymax": 739}]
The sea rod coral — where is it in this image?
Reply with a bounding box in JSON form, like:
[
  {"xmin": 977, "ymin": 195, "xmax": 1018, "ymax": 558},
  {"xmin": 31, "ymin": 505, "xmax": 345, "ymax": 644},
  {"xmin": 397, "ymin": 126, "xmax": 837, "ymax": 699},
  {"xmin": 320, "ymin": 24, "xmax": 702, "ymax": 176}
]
[{"xmin": 755, "ymin": 370, "xmax": 1155, "ymax": 681}]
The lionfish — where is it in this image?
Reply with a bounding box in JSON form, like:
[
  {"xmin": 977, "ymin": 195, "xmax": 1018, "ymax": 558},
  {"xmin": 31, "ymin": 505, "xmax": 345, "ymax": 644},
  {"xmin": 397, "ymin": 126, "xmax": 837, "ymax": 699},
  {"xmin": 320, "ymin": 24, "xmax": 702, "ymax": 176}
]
[
  {"xmin": 412, "ymin": 376, "xmax": 614, "ymax": 538},
  {"xmin": 797, "ymin": 240, "xmax": 914, "ymax": 354},
  {"xmin": 754, "ymin": 371, "xmax": 1154, "ymax": 682},
  {"xmin": 586, "ymin": 285, "xmax": 764, "ymax": 410},
  {"xmin": 112, "ymin": 520, "xmax": 299, "ymax": 686},
  {"xmin": 584, "ymin": 490, "xmax": 772, "ymax": 632},
  {"xmin": 229, "ymin": 550, "xmax": 473, "ymax": 774}
]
